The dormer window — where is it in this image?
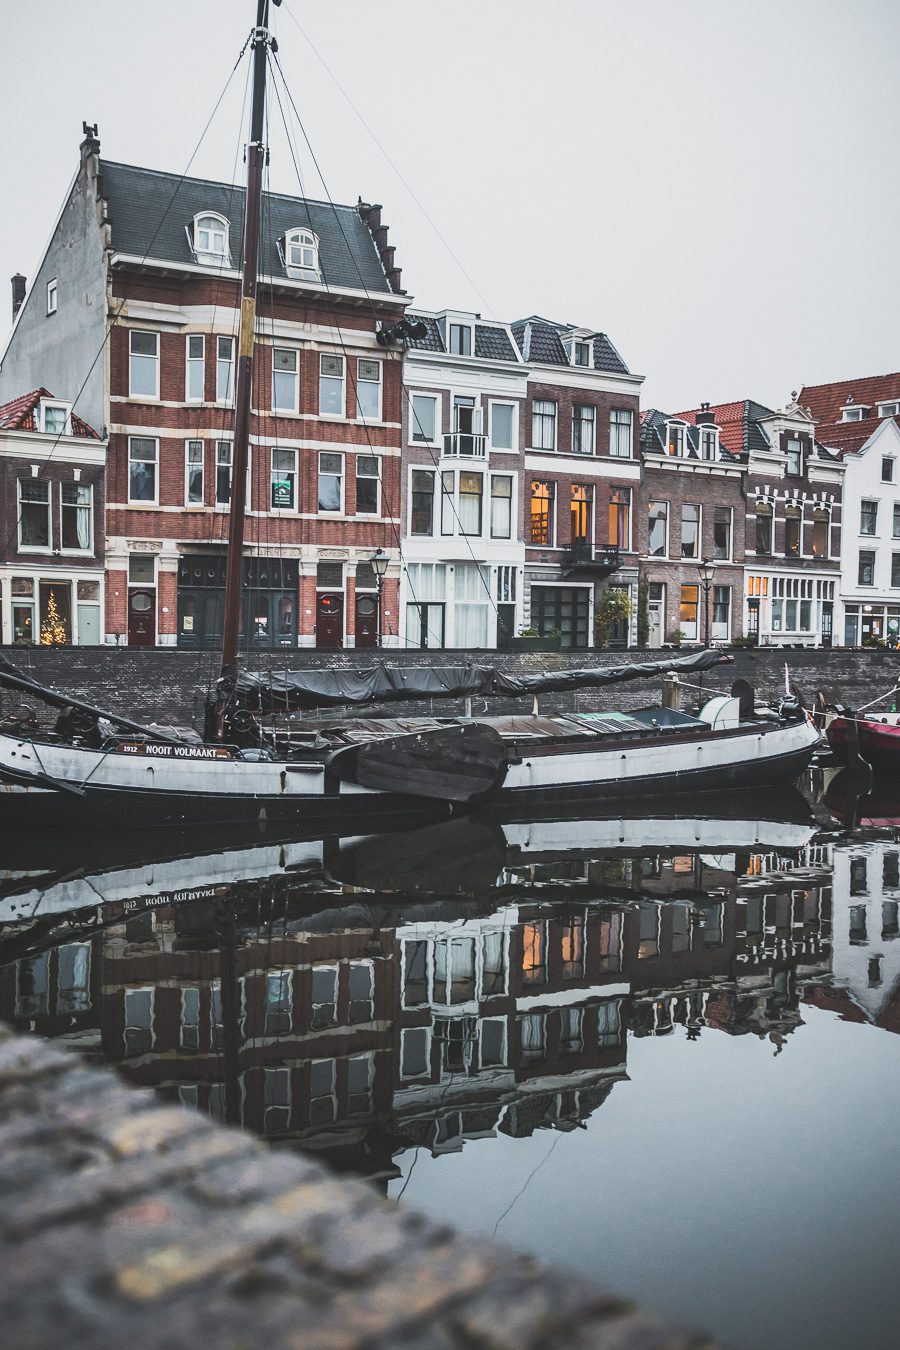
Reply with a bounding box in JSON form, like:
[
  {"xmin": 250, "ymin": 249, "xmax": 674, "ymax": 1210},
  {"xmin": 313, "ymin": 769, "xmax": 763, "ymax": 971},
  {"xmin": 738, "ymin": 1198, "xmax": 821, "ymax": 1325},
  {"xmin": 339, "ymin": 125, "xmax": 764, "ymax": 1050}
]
[
  {"xmin": 667, "ymin": 422, "xmax": 686, "ymax": 457},
  {"xmin": 699, "ymin": 427, "xmax": 719, "ymax": 460},
  {"xmin": 841, "ymin": 404, "xmax": 869, "ymax": 423},
  {"xmin": 282, "ymin": 227, "xmax": 320, "ymax": 281},
  {"xmin": 39, "ymin": 400, "xmax": 70, "ymax": 436},
  {"xmin": 448, "ymin": 323, "xmax": 472, "ymax": 356},
  {"xmin": 190, "ymin": 212, "xmax": 230, "ymax": 267},
  {"xmin": 878, "ymin": 401, "xmax": 900, "ymax": 418},
  {"xmin": 563, "ymin": 336, "xmax": 592, "ymax": 367},
  {"xmin": 785, "ymin": 435, "xmax": 804, "ymax": 476}
]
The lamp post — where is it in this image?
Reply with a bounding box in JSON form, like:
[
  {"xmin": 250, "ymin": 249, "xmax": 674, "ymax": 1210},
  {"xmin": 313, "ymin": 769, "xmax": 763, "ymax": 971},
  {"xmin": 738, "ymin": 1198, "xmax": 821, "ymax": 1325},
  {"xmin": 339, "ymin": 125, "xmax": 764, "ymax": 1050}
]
[
  {"xmin": 370, "ymin": 547, "xmax": 389, "ymax": 648},
  {"xmin": 699, "ymin": 558, "xmax": 716, "ymax": 648}
]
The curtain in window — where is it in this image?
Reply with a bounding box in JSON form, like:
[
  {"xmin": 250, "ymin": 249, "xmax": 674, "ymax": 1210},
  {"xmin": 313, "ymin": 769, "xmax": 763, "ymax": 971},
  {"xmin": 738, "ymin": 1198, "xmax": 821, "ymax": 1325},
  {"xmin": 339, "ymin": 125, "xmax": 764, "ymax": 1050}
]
[
  {"xmin": 76, "ymin": 490, "xmax": 91, "ymax": 550},
  {"xmin": 453, "ymin": 564, "xmax": 489, "ymax": 648}
]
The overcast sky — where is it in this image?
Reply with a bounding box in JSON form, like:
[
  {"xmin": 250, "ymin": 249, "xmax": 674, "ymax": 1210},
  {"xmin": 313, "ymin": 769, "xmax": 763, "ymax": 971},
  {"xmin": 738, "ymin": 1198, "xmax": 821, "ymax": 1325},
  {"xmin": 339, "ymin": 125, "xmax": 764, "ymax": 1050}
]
[{"xmin": 1, "ymin": 0, "xmax": 897, "ymax": 411}]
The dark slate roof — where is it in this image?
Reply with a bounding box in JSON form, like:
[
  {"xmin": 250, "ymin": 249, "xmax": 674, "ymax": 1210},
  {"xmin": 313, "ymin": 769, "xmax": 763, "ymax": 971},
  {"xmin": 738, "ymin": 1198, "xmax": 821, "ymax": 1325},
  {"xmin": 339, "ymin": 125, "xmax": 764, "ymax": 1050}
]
[
  {"xmin": 100, "ymin": 161, "xmax": 392, "ymax": 293},
  {"xmin": 510, "ymin": 316, "xmax": 630, "ymax": 374},
  {"xmin": 0, "ymin": 387, "xmax": 101, "ymax": 439},
  {"xmin": 405, "ymin": 313, "xmax": 520, "ymax": 362}
]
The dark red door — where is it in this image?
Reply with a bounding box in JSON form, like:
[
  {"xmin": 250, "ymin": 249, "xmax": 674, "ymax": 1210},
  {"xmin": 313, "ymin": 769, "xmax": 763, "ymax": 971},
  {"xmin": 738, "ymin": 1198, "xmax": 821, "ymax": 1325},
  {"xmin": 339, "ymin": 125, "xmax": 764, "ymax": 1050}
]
[
  {"xmin": 128, "ymin": 590, "xmax": 156, "ymax": 647},
  {"xmin": 355, "ymin": 593, "xmax": 378, "ymax": 648},
  {"xmin": 316, "ymin": 593, "xmax": 343, "ymax": 649}
]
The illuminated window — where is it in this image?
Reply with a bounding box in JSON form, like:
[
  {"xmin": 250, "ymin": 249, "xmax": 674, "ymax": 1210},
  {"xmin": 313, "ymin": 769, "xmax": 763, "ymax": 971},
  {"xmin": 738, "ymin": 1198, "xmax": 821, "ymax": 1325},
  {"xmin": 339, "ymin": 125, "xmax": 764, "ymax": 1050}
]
[
  {"xmin": 530, "ymin": 480, "xmax": 555, "ymax": 545},
  {"xmin": 609, "ymin": 489, "xmax": 630, "ymax": 549},
  {"xmin": 570, "ymin": 484, "xmax": 592, "ymax": 544}
]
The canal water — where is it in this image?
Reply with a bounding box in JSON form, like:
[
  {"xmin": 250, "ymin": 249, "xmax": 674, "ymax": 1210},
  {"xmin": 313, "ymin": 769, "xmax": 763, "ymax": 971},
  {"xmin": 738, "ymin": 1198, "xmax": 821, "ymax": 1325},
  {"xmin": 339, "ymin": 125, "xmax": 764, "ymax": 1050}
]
[{"xmin": 1, "ymin": 773, "xmax": 898, "ymax": 1349}]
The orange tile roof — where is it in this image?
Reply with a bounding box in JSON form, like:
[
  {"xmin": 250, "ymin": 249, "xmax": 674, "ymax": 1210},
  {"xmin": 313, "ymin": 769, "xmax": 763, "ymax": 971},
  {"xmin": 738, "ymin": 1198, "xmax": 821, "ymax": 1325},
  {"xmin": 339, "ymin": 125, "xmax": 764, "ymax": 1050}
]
[
  {"xmin": 799, "ymin": 372, "xmax": 900, "ymax": 457},
  {"xmin": 0, "ymin": 387, "xmax": 101, "ymax": 439}
]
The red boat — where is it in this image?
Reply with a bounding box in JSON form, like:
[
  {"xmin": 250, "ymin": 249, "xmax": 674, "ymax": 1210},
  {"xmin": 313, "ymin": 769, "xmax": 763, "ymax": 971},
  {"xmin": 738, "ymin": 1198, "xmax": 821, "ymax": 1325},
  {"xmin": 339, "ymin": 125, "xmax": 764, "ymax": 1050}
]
[{"xmin": 827, "ymin": 712, "xmax": 900, "ymax": 771}]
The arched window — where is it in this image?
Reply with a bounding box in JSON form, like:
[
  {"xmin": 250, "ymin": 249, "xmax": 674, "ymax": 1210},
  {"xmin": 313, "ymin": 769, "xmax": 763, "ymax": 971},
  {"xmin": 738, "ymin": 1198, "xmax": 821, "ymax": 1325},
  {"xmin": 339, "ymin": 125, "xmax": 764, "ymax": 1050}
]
[
  {"xmin": 282, "ymin": 227, "xmax": 320, "ymax": 280},
  {"xmin": 190, "ymin": 212, "xmax": 230, "ymax": 266}
]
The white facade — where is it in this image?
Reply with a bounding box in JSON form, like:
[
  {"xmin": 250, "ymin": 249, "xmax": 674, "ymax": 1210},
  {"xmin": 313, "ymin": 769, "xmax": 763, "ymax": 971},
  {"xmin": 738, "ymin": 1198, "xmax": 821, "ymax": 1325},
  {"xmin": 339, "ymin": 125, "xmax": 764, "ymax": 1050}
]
[{"xmin": 832, "ymin": 418, "xmax": 900, "ymax": 647}]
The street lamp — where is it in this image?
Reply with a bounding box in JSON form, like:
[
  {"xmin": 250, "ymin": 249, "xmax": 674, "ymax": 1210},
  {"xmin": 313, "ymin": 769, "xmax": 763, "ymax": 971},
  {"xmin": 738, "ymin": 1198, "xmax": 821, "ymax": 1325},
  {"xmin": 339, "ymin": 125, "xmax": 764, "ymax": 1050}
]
[
  {"xmin": 699, "ymin": 558, "xmax": 716, "ymax": 648},
  {"xmin": 370, "ymin": 548, "xmax": 389, "ymax": 648}
]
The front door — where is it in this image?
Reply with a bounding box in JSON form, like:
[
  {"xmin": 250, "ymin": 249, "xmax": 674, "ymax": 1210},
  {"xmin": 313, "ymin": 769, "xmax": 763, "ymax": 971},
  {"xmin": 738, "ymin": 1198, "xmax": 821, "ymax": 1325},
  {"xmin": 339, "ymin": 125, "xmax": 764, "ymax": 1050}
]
[
  {"xmin": 128, "ymin": 590, "xmax": 156, "ymax": 647},
  {"xmin": 648, "ymin": 583, "xmax": 664, "ymax": 649},
  {"xmin": 355, "ymin": 593, "xmax": 378, "ymax": 648},
  {"xmin": 821, "ymin": 601, "xmax": 833, "ymax": 649},
  {"xmin": 316, "ymin": 592, "xmax": 344, "ymax": 649},
  {"xmin": 861, "ymin": 612, "xmax": 883, "ymax": 646},
  {"xmin": 77, "ymin": 604, "xmax": 100, "ymax": 646}
]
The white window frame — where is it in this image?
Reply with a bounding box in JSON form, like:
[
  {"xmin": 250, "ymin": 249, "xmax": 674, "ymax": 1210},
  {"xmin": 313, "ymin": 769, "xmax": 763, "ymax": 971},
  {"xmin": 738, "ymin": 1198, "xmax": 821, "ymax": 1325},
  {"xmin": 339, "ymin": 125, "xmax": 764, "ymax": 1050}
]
[
  {"xmin": 713, "ymin": 505, "xmax": 733, "ymax": 562},
  {"xmin": 490, "ymin": 473, "xmax": 513, "ymax": 540},
  {"xmin": 319, "ymin": 353, "xmax": 346, "ymax": 417},
  {"xmin": 318, "ymin": 451, "xmax": 344, "ymax": 514},
  {"xmin": 667, "ymin": 421, "xmax": 686, "ymax": 457},
  {"xmin": 785, "ymin": 436, "xmax": 804, "ymax": 476},
  {"xmin": 608, "ymin": 408, "xmax": 633, "ymax": 458},
  {"xmin": 356, "ymin": 358, "xmax": 382, "ymax": 422},
  {"xmin": 185, "ymin": 334, "xmax": 205, "ymax": 403},
  {"xmin": 185, "ymin": 439, "xmax": 205, "ymax": 506},
  {"xmin": 488, "ymin": 399, "xmax": 517, "ymax": 452},
  {"xmin": 532, "ymin": 399, "xmax": 557, "ymax": 451},
  {"xmin": 409, "ymin": 467, "xmax": 436, "ymax": 536},
  {"xmin": 216, "ymin": 336, "xmax": 235, "ymax": 404},
  {"xmin": 39, "ymin": 399, "xmax": 71, "ymax": 436},
  {"xmin": 448, "ymin": 322, "xmax": 473, "ymax": 356},
  {"xmin": 647, "ymin": 499, "xmax": 669, "ymax": 559},
  {"xmin": 190, "ymin": 211, "xmax": 230, "ymax": 267},
  {"xmin": 355, "ymin": 455, "xmax": 380, "ymax": 516},
  {"xmin": 410, "ymin": 392, "xmax": 439, "ymax": 445},
  {"xmin": 571, "ymin": 339, "xmax": 591, "ymax": 367},
  {"xmin": 711, "ymin": 584, "xmax": 732, "ymax": 641},
  {"xmin": 46, "ymin": 278, "xmax": 58, "ymax": 315},
  {"xmin": 128, "ymin": 436, "xmax": 159, "ymax": 506},
  {"xmin": 881, "ymin": 457, "xmax": 895, "ymax": 484},
  {"xmin": 700, "ymin": 427, "xmax": 719, "ymax": 460},
  {"xmin": 878, "ymin": 401, "xmax": 900, "ymax": 418},
  {"xmin": 59, "ymin": 482, "xmax": 94, "ymax": 555},
  {"xmin": 681, "ymin": 502, "xmax": 702, "ymax": 559},
  {"xmin": 272, "ymin": 346, "xmax": 299, "ymax": 413},
  {"xmin": 572, "ymin": 403, "xmax": 596, "ymax": 455},
  {"xmin": 17, "ymin": 477, "xmax": 51, "ymax": 551},
  {"xmin": 129, "ymin": 329, "xmax": 160, "ymax": 400},
  {"xmin": 270, "ymin": 446, "xmax": 299, "ymax": 512},
  {"xmin": 841, "ymin": 405, "xmax": 868, "ymax": 423},
  {"xmin": 215, "ymin": 439, "xmax": 233, "ymax": 507},
  {"xmin": 282, "ymin": 227, "xmax": 319, "ymax": 278}
]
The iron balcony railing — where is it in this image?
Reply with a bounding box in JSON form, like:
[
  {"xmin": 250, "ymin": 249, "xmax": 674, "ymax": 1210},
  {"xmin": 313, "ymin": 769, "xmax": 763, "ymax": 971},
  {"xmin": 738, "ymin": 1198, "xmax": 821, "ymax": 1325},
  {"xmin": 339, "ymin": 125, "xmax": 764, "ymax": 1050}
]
[
  {"xmin": 442, "ymin": 431, "xmax": 487, "ymax": 458},
  {"xmin": 561, "ymin": 542, "xmax": 622, "ymax": 573}
]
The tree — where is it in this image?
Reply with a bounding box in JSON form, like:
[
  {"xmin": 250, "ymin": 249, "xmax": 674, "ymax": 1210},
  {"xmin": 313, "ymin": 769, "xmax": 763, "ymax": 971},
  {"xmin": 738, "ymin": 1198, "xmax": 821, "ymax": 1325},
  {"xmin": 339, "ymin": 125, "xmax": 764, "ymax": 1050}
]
[
  {"xmin": 594, "ymin": 587, "xmax": 632, "ymax": 649},
  {"xmin": 40, "ymin": 591, "xmax": 68, "ymax": 646},
  {"xmin": 636, "ymin": 581, "xmax": 650, "ymax": 649}
]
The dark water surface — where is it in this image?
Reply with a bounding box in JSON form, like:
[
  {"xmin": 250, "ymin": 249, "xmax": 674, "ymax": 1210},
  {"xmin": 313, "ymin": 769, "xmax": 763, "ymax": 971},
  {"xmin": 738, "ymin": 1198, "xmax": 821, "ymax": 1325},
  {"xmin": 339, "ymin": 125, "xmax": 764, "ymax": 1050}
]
[{"xmin": 2, "ymin": 780, "xmax": 898, "ymax": 1349}]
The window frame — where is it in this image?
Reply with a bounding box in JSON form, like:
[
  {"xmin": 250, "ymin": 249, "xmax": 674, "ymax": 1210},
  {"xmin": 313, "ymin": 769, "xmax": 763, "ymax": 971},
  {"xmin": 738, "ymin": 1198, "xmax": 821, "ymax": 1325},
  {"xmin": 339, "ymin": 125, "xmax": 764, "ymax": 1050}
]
[
  {"xmin": 129, "ymin": 329, "xmax": 160, "ymax": 400},
  {"xmin": 785, "ymin": 435, "xmax": 804, "ymax": 476},
  {"xmin": 448, "ymin": 322, "xmax": 472, "ymax": 356},
  {"xmin": 609, "ymin": 408, "xmax": 633, "ymax": 458},
  {"xmin": 185, "ymin": 334, "xmax": 205, "ymax": 403},
  {"xmin": 46, "ymin": 278, "xmax": 58, "ymax": 315},
  {"xmin": 355, "ymin": 455, "xmax": 380, "ymax": 516},
  {"xmin": 215, "ymin": 335, "xmax": 235, "ymax": 404},
  {"xmin": 882, "ymin": 457, "xmax": 895, "ymax": 484},
  {"xmin": 410, "ymin": 392, "xmax": 439, "ymax": 445},
  {"xmin": 647, "ymin": 499, "xmax": 668, "ymax": 558},
  {"xmin": 858, "ymin": 550, "xmax": 876, "ymax": 587},
  {"xmin": 860, "ymin": 499, "xmax": 878, "ymax": 537},
  {"xmin": 128, "ymin": 436, "xmax": 159, "ymax": 506},
  {"xmin": 318, "ymin": 451, "xmax": 344, "ymax": 514},
  {"xmin": 270, "ymin": 446, "xmax": 299, "ymax": 512},
  {"xmin": 40, "ymin": 400, "xmax": 70, "ymax": 435},
  {"xmin": 572, "ymin": 403, "xmax": 596, "ymax": 455},
  {"xmin": 680, "ymin": 503, "xmax": 701, "ymax": 559},
  {"xmin": 59, "ymin": 481, "xmax": 94, "ymax": 554},
  {"xmin": 17, "ymin": 477, "xmax": 51, "ymax": 551},
  {"xmin": 532, "ymin": 399, "xmax": 557, "ymax": 452},
  {"xmin": 319, "ymin": 353, "xmax": 346, "ymax": 417},
  {"xmin": 191, "ymin": 211, "xmax": 230, "ymax": 266},
  {"xmin": 185, "ymin": 439, "xmax": 205, "ymax": 506},
  {"xmin": 215, "ymin": 439, "xmax": 233, "ymax": 507},
  {"xmin": 458, "ymin": 470, "xmax": 484, "ymax": 537},
  {"xmin": 355, "ymin": 358, "xmax": 382, "ymax": 422},
  {"xmin": 712, "ymin": 506, "xmax": 732, "ymax": 561},
  {"xmin": 490, "ymin": 474, "xmax": 513, "ymax": 540},
  {"xmin": 529, "ymin": 479, "xmax": 556, "ymax": 546},
  {"xmin": 410, "ymin": 468, "xmax": 436, "ymax": 536},
  {"xmin": 488, "ymin": 399, "xmax": 516, "ymax": 452},
  {"xmin": 282, "ymin": 226, "xmax": 320, "ymax": 278},
  {"xmin": 272, "ymin": 346, "xmax": 299, "ymax": 414}
]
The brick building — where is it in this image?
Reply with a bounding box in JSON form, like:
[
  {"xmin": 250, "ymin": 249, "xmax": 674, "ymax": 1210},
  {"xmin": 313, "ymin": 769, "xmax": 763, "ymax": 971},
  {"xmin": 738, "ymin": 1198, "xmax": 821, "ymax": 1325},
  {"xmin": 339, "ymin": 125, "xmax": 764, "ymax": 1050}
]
[
  {"xmin": 0, "ymin": 387, "xmax": 105, "ymax": 645},
  {"xmin": 0, "ymin": 129, "xmax": 409, "ymax": 649},
  {"xmin": 511, "ymin": 317, "xmax": 643, "ymax": 648},
  {"xmin": 638, "ymin": 406, "xmax": 748, "ymax": 645},
  {"xmin": 674, "ymin": 398, "xmax": 844, "ymax": 646},
  {"xmin": 399, "ymin": 310, "xmax": 527, "ymax": 648},
  {"xmin": 799, "ymin": 373, "xmax": 900, "ymax": 646}
]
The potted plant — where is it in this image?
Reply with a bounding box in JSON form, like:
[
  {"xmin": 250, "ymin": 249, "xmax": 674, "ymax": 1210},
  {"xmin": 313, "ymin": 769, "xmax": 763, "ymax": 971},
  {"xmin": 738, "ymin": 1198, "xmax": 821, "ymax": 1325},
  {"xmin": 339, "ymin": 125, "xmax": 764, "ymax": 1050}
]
[
  {"xmin": 665, "ymin": 628, "xmax": 685, "ymax": 648},
  {"xmin": 511, "ymin": 627, "xmax": 562, "ymax": 652}
]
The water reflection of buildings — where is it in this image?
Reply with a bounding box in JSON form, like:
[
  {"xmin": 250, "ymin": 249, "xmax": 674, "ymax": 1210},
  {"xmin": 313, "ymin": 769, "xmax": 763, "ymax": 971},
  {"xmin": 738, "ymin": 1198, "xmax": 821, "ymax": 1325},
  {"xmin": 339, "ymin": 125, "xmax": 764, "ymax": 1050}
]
[{"xmin": 0, "ymin": 826, "xmax": 839, "ymax": 1177}]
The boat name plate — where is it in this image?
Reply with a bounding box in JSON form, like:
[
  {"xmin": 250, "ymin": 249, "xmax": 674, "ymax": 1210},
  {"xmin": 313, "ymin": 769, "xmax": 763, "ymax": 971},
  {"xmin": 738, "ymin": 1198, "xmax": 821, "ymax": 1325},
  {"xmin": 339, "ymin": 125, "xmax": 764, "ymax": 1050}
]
[{"xmin": 115, "ymin": 741, "xmax": 234, "ymax": 761}]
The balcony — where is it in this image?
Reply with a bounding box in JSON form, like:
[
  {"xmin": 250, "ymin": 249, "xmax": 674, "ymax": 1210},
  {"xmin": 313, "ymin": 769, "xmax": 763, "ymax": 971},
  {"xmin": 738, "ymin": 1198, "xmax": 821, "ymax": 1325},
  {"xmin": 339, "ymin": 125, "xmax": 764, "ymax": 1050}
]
[
  {"xmin": 443, "ymin": 431, "xmax": 486, "ymax": 458},
  {"xmin": 562, "ymin": 543, "xmax": 622, "ymax": 575}
]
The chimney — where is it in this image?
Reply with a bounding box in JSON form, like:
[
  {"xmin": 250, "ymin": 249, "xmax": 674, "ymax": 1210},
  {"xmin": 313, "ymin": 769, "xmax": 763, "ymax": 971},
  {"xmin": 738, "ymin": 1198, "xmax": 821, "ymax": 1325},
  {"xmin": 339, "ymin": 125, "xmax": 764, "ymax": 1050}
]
[
  {"xmin": 695, "ymin": 401, "xmax": 715, "ymax": 426},
  {"xmin": 11, "ymin": 274, "xmax": 26, "ymax": 319},
  {"xmin": 79, "ymin": 120, "xmax": 100, "ymax": 167}
]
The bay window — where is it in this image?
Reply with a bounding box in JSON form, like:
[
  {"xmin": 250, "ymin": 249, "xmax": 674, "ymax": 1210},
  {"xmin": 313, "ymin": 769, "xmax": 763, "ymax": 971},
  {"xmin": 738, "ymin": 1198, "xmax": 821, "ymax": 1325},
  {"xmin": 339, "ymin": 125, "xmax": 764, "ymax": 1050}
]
[{"xmin": 459, "ymin": 472, "xmax": 483, "ymax": 535}]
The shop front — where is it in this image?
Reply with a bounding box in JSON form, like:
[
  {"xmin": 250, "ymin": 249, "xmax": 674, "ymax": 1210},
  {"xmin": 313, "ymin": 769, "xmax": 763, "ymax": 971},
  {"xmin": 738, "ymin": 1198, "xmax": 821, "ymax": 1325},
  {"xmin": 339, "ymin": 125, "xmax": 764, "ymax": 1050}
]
[{"xmin": 1, "ymin": 570, "xmax": 103, "ymax": 646}]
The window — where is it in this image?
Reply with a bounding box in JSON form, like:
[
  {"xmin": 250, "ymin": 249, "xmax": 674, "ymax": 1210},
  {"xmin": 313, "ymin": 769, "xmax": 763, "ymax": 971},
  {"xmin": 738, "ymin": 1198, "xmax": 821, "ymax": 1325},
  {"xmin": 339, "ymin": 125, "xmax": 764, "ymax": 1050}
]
[
  {"xmin": 490, "ymin": 475, "xmax": 512, "ymax": 538},
  {"xmin": 123, "ymin": 988, "xmax": 154, "ymax": 1056},
  {"xmin": 185, "ymin": 335, "xmax": 205, "ymax": 401},
  {"xmin": 448, "ymin": 322, "xmax": 471, "ymax": 355},
  {"xmin": 185, "ymin": 440, "xmax": 204, "ymax": 505},
  {"xmin": 403, "ymin": 939, "xmax": 429, "ymax": 1006},
  {"xmin": 756, "ymin": 503, "xmax": 772, "ymax": 554},
  {"xmin": 319, "ymin": 354, "xmax": 345, "ymax": 415},
  {"xmin": 713, "ymin": 507, "xmax": 732, "ymax": 560},
  {"xmin": 850, "ymin": 857, "xmax": 868, "ymax": 897},
  {"xmin": 61, "ymin": 483, "xmax": 93, "ymax": 552},
  {"xmin": 263, "ymin": 1068, "xmax": 290, "ymax": 1134},
  {"xmin": 597, "ymin": 1000, "xmax": 622, "ymax": 1049},
  {"xmin": 490, "ymin": 402, "xmax": 515, "ymax": 450},
  {"xmin": 309, "ymin": 1059, "xmax": 336, "ymax": 1126},
  {"xmin": 842, "ymin": 406, "xmax": 866, "ymax": 423},
  {"xmin": 609, "ymin": 489, "xmax": 630, "ymax": 549},
  {"xmin": 129, "ymin": 330, "xmax": 159, "ymax": 398},
  {"xmin": 271, "ymin": 448, "xmax": 298, "ymax": 510},
  {"xmin": 129, "ymin": 555, "xmax": 154, "ymax": 585},
  {"xmin": 318, "ymin": 452, "xmax": 343, "ymax": 512},
  {"xmin": 519, "ymin": 1012, "xmax": 545, "ymax": 1062},
  {"xmin": 859, "ymin": 550, "xmax": 876, "ymax": 585},
  {"xmin": 561, "ymin": 916, "xmax": 585, "ymax": 980},
  {"xmin": 46, "ymin": 278, "xmax": 57, "ymax": 315},
  {"xmin": 265, "ymin": 971, "xmax": 293, "ymax": 1035},
  {"xmin": 180, "ymin": 988, "xmax": 200, "ymax": 1050},
  {"xmin": 572, "ymin": 404, "xmax": 595, "ymax": 454},
  {"xmin": 680, "ymin": 584, "xmax": 699, "ymax": 641},
  {"xmin": 356, "ymin": 359, "xmax": 381, "ymax": 420},
  {"xmin": 480, "ymin": 1018, "xmax": 506, "ymax": 1068},
  {"xmin": 355, "ymin": 456, "xmax": 379, "ymax": 514},
  {"xmin": 892, "ymin": 555, "xmax": 900, "ymax": 588},
  {"xmin": 348, "ymin": 963, "xmax": 374, "ymax": 1023},
  {"xmin": 272, "ymin": 347, "xmax": 298, "ymax": 412},
  {"xmin": 348, "ymin": 1054, "xmax": 372, "ymax": 1116},
  {"xmin": 894, "ymin": 505, "xmax": 900, "ymax": 538},
  {"xmin": 532, "ymin": 399, "xmax": 557, "ymax": 451},
  {"xmin": 883, "ymin": 458, "xmax": 895, "ymax": 483},
  {"xmin": 411, "ymin": 393, "xmax": 437, "ymax": 443},
  {"xmin": 879, "ymin": 402, "xmax": 900, "ymax": 418},
  {"xmin": 667, "ymin": 422, "xmax": 686, "ymax": 456},
  {"xmin": 215, "ymin": 441, "xmax": 233, "ymax": 505},
  {"xmin": 521, "ymin": 922, "xmax": 547, "ymax": 985},
  {"xmin": 609, "ymin": 408, "xmax": 633, "ymax": 458},
  {"xmin": 401, "ymin": 1027, "xmax": 430, "ymax": 1079},
  {"xmin": 411, "ymin": 469, "xmax": 435, "ymax": 535},
  {"xmin": 785, "ymin": 507, "xmax": 801, "ymax": 556},
  {"xmin": 41, "ymin": 403, "xmax": 68, "ymax": 435},
  {"xmin": 648, "ymin": 500, "xmax": 668, "ymax": 556},
  {"xmin": 559, "ymin": 1007, "xmax": 582, "ymax": 1054},
  {"xmin": 459, "ymin": 472, "xmax": 483, "ymax": 535},
  {"xmin": 700, "ymin": 428, "xmax": 718, "ymax": 460},
  {"xmin": 786, "ymin": 436, "xmax": 803, "ymax": 476},
  {"xmin": 860, "ymin": 500, "xmax": 878, "ymax": 536},
  {"xmin": 571, "ymin": 484, "xmax": 592, "ymax": 544},
  {"xmin": 311, "ymin": 967, "xmax": 337, "ymax": 1029},
  {"xmin": 572, "ymin": 339, "xmax": 591, "ymax": 366},
  {"xmin": 434, "ymin": 936, "xmax": 476, "ymax": 1003},
  {"xmin": 530, "ymin": 480, "xmax": 555, "ymax": 545},
  {"xmin": 440, "ymin": 470, "xmax": 455, "ymax": 534},
  {"xmin": 216, "ymin": 336, "xmax": 234, "ymax": 402},
  {"xmin": 482, "ymin": 930, "xmax": 506, "ymax": 995},
  {"xmin": 128, "ymin": 437, "xmax": 158, "ymax": 504},
  {"xmin": 811, "ymin": 509, "xmax": 829, "ymax": 558},
  {"xmin": 681, "ymin": 503, "xmax": 700, "ymax": 558},
  {"xmin": 192, "ymin": 212, "xmax": 229, "ymax": 264},
  {"xmin": 18, "ymin": 479, "xmax": 50, "ymax": 548},
  {"xmin": 712, "ymin": 585, "xmax": 731, "ymax": 639},
  {"xmin": 283, "ymin": 227, "xmax": 319, "ymax": 278}
]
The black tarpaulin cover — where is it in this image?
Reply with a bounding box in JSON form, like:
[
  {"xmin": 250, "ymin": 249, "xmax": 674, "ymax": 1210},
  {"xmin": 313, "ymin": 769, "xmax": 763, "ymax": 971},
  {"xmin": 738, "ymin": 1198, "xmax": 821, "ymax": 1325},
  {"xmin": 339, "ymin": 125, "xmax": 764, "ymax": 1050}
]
[{"xmin": 234, "ymin": 648, "xmax": 730, "ymax": 712}]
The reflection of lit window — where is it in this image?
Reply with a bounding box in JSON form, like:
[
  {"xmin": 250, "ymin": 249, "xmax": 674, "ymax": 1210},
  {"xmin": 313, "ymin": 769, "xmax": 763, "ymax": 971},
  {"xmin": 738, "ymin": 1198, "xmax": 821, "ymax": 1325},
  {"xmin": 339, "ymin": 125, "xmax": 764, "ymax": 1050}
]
[
  {"xmin": 598, "ymin": 911, "xmax": 622, "ymax": 971},
  {"xmin": 521, "ymin": 922, "xmax": 547, "ymax": 985},
  {"xmin": 561, "ymin": 916, "xmax": 585, "ymax": 979},
  {"xmin": 638, "ymin": 903, "xmax": 659, "ymax": 959}
]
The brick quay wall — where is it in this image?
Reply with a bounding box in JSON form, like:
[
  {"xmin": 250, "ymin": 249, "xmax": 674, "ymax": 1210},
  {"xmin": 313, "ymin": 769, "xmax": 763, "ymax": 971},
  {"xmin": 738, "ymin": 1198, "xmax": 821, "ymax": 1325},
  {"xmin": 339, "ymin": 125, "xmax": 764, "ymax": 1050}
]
[
  {"xmin": 2, "ymin": 644, "xmax": 898, "ymax": 728},
  {"xmin": 0, "ymin": 1026, "xmax": 715, "ymax": 1349}
]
